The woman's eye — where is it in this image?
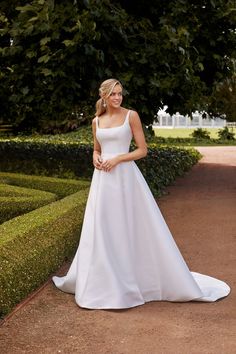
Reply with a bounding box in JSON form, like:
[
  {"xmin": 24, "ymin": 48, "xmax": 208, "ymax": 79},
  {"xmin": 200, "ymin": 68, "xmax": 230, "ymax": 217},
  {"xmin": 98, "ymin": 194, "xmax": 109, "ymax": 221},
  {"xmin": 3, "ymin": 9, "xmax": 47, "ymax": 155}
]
[{"xmin": 110, "ymin": 92, "xmax": 122, "ymax": 96}]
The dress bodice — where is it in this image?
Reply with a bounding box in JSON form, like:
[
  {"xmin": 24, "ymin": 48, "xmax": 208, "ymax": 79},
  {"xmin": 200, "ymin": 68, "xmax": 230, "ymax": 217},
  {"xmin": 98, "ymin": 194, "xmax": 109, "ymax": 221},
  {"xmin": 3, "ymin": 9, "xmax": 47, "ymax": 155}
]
[{"xmin": 95, "ymin": 110, "xmax": 133, "ymax": 157}]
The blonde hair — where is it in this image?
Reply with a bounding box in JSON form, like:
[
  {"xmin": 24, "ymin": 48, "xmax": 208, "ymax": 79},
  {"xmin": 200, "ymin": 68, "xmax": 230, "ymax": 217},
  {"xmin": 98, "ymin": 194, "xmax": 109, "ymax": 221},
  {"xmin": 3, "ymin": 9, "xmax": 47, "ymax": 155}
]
[{"xmin": 95, "ymin": 78, "xmax": 123, "ymax": 116}]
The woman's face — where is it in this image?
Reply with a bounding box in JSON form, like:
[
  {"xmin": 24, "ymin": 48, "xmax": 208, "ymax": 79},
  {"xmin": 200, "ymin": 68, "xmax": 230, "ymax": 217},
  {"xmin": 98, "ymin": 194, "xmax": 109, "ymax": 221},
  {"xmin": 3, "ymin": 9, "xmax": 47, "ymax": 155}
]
[{"xmin": 106, "ymin": 84, "xmax": 123, "ymax": 109}]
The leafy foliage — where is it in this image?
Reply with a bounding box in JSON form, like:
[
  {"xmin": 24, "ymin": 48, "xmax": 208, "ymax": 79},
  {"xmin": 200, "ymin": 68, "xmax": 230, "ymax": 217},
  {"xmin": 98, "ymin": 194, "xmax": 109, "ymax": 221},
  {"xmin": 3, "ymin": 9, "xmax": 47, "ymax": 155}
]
[
  {"xmin": 136, "ymin": 144, "xmax": 201, "ymax": 196},
  {"xmin": 191, "ymin": 128, "xmax": 211, "ymax": 140},
  {"xmin": 0, "ymin": 0, "xmax": 235, "ymax": 130},
  {"xmin": 207, "ymin": 70, "xmax": 236, "ymax": 122},
  {"xmin": 217, "ymin": 126, "xmax": 235, "ymax": 140},
  {"xmin": 0, "ymin": 181, "xmax": 89, "ymax": 317},
  {"xmin": 0, "ymin": 171, "xmax": 90, "ymax": 197},
  {"xmin": 0, "ymin": 132, "xmax": 201, "ymax": 196},
  {"xmin": 0, "ymin": 184, "xmax": 57, "ymax": 224},
  {"xmin": 154, "ymin": 126, "xmax": 236, "ymax": 145}
]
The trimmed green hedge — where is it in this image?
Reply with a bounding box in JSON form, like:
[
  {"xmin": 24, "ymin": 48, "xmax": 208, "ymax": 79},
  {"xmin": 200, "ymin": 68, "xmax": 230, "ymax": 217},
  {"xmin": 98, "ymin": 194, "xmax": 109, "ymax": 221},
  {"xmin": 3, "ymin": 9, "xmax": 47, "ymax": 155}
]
[
  {"xmin": 0, "ymin": 187, "xmax": 89, "ymax": 317},
  {"xmin": 0, "ymin": 184, "xmax": 58, "ymax": 224},
  {"xmin": 0, "ymin": 140, "xmax": 201, "ymax": 197},
  {"xmin": 136, "ymin": 144, "xmax": 201, "ymax": 196},
  {"xmin": 0, "ymin": 139, "xmax": 93, "ymax": 178},
  {"xmin": 0, "ymin": 183, "xmax": 55, "ymax": 197},
  {"xmin": 0, "ymin": 172, "xmax": 90, "ymax": 198}
]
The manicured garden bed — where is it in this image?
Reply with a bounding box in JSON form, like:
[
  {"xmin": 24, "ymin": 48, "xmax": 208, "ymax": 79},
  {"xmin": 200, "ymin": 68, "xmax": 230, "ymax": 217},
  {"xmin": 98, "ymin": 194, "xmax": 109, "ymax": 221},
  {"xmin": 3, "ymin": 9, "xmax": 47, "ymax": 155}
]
[
  {"xmin": 0, "ymin": 173, "xmax": 90, "ymax": 317},
  {"xmin": 0, "ymin": 172, "xmax": 90, "ymax": 198},
  {"xmin": 0, "ymin": 183, "xmax": 58, "ymax": 224}
]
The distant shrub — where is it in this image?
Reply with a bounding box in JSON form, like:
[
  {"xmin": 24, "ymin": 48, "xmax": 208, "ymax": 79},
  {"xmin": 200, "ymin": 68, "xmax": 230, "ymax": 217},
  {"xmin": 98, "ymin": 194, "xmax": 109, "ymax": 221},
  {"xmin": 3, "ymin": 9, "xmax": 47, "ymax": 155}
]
[
  {"xmin": 217, "ymin": 126, "xmax": 235, "ymax": 140},
  {"xmin": 191, "ymin": 128, "xmax": 211, "ymax": 140}
]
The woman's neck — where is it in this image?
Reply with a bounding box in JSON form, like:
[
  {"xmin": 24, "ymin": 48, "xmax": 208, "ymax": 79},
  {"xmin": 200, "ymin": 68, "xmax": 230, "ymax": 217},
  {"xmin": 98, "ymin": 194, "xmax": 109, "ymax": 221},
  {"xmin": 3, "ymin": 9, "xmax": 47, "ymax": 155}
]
[{"xmin": 106, "ymin": 106, "xmax": 122, "ymax": 117}]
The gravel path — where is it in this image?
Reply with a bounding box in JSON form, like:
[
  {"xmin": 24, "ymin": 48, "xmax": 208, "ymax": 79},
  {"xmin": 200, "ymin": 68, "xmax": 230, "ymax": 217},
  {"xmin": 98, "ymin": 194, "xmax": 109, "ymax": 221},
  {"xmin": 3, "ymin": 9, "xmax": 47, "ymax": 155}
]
[{"xmin": 1, "ymin": 146, "xmax": 235, "ymax": 354}]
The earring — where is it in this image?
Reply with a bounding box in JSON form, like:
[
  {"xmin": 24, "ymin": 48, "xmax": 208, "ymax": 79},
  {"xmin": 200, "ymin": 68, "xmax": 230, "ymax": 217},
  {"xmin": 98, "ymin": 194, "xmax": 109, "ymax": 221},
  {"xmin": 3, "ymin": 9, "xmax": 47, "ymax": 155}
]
[{"xmin": 102, "ymin": 99, "xmax": 106, "ymax": 108}]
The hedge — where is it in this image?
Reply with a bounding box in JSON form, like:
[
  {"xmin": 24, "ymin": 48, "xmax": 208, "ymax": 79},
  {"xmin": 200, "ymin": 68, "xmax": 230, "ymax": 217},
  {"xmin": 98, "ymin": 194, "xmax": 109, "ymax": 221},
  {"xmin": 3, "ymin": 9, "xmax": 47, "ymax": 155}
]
[
  {"xmin": 0, "ymin": 172, "xmax": 90, "ymax": 198},
  {"xmin": 0, "ymin": 139, "xmax": 201, "ymax": 197},
  {"xmin": 0, "ymin": 139, "xmax": 93, "ymax": 178},
  {"xmin": 0, "ymin": 187, "xmax": 89, "ymax": 317},
  {"xmin": 0, "ymin": 184, "xmax": 58, "ymax": 224},
  {"xmin": 136, "ymin": 144, "xmax": 201, "ymax": 196}
]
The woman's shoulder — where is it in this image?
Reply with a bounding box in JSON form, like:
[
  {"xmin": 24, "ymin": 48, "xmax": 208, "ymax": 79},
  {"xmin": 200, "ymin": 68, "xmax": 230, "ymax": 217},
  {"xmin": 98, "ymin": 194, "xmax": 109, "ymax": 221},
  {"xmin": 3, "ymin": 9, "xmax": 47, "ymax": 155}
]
[
  {"xmin": 128, "ymin": 109, "xmax": 140, "ymax": 123},
  {"xmin": 92, "ymin": 116, "xmax": 98, "ymax": 124},
  {"xmin": 128, "ymin": 109, "xmax": 138, "ymax": 116}
]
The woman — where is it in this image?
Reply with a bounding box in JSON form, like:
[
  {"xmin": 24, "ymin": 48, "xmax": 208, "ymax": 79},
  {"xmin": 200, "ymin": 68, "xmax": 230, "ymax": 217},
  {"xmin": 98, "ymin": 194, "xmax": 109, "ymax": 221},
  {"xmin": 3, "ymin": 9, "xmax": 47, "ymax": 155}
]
[{"xmin": 52, "ymin": 78, "xmax": 230, "ymax": 309}]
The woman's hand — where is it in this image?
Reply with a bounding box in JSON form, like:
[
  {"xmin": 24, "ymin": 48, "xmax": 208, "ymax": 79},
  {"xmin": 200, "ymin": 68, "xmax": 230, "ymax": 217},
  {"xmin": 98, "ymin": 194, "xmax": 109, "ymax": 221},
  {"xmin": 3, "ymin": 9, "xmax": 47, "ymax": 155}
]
[
  {"xmin": 101, "ymin": 157, "xmax": 120, "ymax": 172},
  {"xmin": 93, "ymin": 155, "xmax": 103, "ymax": 170}
]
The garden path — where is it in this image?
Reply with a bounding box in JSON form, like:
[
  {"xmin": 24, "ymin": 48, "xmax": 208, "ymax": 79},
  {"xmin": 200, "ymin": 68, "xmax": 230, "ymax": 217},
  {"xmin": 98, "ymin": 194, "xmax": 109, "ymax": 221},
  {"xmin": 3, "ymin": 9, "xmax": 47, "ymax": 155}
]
[{"xmin": 0, "ymin": 146, "xmax": 235, "ymax": 354}]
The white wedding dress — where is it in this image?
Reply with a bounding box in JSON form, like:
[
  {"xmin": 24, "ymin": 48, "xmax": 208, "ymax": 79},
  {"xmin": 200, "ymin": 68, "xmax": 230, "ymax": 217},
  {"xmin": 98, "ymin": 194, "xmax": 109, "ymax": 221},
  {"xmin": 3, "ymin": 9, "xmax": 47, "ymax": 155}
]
[{"xmin": 52, "ymin": 110, "xmax": 230, "ymax": 309}]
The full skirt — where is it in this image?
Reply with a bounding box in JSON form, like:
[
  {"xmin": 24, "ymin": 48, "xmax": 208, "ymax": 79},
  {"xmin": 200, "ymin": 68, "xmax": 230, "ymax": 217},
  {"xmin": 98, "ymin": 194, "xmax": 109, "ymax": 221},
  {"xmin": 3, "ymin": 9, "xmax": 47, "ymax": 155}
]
[{"xmin": 53, "ymin": 158, "xmax": 230, "ymax": 308}]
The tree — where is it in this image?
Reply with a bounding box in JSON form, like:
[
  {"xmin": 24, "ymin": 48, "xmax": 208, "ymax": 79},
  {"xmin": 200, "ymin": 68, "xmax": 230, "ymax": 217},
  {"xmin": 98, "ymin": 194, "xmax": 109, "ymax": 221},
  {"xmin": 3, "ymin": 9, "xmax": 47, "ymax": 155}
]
[
  {"xmin": 118, "ymin": 0, "xmax": 236, "ymax": 116},
  {"xmin": 208, "ymin": 70, "xmax": 236, "ymax": 121},
  {"xmin": 0, "ymin": 0, "xmax": 235, "ymax": 131}
]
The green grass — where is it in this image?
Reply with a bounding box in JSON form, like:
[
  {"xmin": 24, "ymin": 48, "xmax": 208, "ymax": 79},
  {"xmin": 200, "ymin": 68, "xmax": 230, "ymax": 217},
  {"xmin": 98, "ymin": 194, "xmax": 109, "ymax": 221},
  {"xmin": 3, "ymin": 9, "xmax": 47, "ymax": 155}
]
[{"xmin": 153, "ymin": 127, "xmax": 236, "ymax": 139}]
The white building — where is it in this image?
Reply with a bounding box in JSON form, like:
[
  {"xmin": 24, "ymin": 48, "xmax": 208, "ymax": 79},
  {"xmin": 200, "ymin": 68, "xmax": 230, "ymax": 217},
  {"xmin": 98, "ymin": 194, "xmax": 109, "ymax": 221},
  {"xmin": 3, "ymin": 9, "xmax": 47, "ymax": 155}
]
[{"xmin": 153, "ymin": 110, "xmax": 227, "ymax": 129}]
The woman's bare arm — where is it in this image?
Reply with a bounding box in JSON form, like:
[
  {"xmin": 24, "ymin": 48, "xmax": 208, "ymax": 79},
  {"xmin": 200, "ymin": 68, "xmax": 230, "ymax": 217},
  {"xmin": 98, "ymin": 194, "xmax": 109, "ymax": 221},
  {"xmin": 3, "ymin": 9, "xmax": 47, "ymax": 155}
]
[
  {"xmin": 92, "ymin": 118, "xmax": 102, "ymax": 169},
  {"xmin": 117, "ymin": 110, "xmax": 148, "ymax": 163}
]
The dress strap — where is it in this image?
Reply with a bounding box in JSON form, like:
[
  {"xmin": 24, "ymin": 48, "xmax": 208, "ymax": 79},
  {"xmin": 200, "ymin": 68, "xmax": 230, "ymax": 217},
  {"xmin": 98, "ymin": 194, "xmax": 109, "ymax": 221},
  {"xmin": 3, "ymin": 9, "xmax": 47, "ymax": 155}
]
[{"xmin": 125, "ymin": 110, "xmax": 131, "ymax": 124}]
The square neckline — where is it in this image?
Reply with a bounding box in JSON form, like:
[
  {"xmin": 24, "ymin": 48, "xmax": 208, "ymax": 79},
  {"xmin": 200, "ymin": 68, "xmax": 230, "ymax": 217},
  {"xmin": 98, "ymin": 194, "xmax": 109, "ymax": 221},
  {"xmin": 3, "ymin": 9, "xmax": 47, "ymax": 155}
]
[{"xmin": 97, "ymin": 110, "xmax": 130, "ymax": 130}]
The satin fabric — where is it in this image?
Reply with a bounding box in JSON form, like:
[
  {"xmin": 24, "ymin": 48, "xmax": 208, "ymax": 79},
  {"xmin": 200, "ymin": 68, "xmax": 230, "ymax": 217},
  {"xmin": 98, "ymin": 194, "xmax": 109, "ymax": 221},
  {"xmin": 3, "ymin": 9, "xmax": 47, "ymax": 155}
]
[{"xmin": 52, "ymin": 110, "xmax": 230, "ymax": 309}]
